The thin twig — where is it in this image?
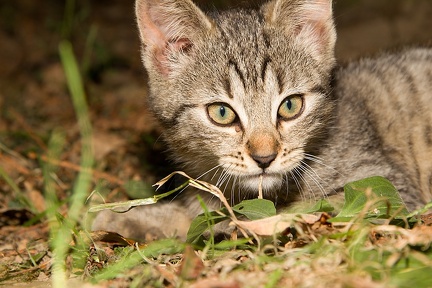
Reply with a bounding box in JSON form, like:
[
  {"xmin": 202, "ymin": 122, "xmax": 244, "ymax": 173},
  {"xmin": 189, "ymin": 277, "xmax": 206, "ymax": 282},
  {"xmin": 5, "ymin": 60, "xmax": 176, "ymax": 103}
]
[
  {"xmin": 258, "ymin": 175, "xmax": 263, "ymax": 199},
  {"xmin": 35, "ymin": 154, "xmax": 125, "ymax": 186}
]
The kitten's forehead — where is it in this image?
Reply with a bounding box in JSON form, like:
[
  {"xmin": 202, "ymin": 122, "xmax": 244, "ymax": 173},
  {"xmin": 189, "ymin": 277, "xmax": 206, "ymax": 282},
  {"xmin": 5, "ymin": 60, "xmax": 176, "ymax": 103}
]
[
  {"xmin": 210, "ymin": 8, "xmax": 322, "ymax": 93},
  {"xmin": 214, "ymin": 9, "xmax": 267, "ymax": 50},
  {"xmin": 214, "ymin": 9, "xmax": 271, "ymax": 90},
  {"xmin": 226, "ymin": 59, "xmax": 279, "ymax": 127}
]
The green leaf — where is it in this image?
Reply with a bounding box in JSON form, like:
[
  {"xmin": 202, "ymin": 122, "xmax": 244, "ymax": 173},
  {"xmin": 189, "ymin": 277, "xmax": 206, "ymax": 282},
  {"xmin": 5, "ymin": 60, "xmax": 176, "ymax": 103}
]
[
  {"xmin": 212, "ymin": 238, "xmax": 252, "ymax": 250},
  {"xmin": 305, "ymin": 199, "xmax": 335, "ymax": 214},
  {"xmin": 281, "ymin": 194, "xmax": 343, "ymax": 215},
  {"xmin": 186, "ymin": 210, "xmax": 228, "ymax": 244},
  {"xmin": 390, "ymin": 266, "xmax": 432, "ymax": 288},
  {"xmin": 232, "ymin": 199, "xmax": 276, "ymax": 220},
  {"xmin": 186, "ymin": 199, "xmax": 276, "ymax": 244},
  {"xmin": 335, "ymin": 176, "xmax": 409, "ymax": 220}
]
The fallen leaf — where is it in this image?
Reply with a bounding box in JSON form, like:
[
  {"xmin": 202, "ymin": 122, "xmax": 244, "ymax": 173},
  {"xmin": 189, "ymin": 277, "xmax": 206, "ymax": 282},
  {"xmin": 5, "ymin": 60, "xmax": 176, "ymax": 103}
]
[
  {"xmin": 24, "ymin": 181, "xmax": 46, "ymax": 212},
  {"xmin": 178, "ymin": 245, "xmax": 205, "ymax": 281},
  {"xmin": 234, "ymin": 214, "xmax": 320, "ymax": 236},
  {"xmin": 189, "ymin": 276, "xmax": 240, "ymax": 288},
  {"xmin": 420, "ymin": 213, "xmax": 432, "ymax": 226},
  {"xmin": 89, "ymin": 230, "xmax": 136, "ymax": 246}
]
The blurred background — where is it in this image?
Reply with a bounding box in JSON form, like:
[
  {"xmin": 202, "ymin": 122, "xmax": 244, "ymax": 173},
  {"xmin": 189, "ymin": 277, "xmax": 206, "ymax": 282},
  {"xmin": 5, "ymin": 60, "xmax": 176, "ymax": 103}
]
[{"xmin": 0, "ymin": 0, "xmax": 431, "ymax": 207}]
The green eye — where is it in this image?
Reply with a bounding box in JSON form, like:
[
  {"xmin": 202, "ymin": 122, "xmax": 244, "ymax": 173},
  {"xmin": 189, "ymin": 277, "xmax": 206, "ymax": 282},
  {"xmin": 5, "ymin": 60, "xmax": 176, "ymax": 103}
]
[
  {"xmin": 278, "ymin": 95, "xmax": 304, "ymax": 120},
  {"xmin": 207, "ymin": 103, "xmax": 237, "ymax": 125}
]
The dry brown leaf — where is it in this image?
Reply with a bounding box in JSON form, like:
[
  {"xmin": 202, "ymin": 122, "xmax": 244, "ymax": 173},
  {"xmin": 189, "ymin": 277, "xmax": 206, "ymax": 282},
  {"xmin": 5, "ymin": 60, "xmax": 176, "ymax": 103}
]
[
  {"xmin": 24, "ymin": 181, "xmax": 46, "ymax": 212},
  {"xmin": 154, "ymin": 171, "xmax": 222, "ymax": 199},
  {"xmin": 420, "ymin": 213, "xmax": 432, "ymax": 226},
  {"xmin": 189, "ymin": 277, "xmax": 240, "ymax": 288},
  {"xmin": 178, "ymin": 245, "xmax": 205, "ymax": 281},
  {"xmin": 156, "ymin": 265, "xmax": 178, "ymax": 286},
  {"xmin": 234, "ymin": 214, "xmax": 320, "ymax": 236},
  {"xmin": 89, "ymin": 230, "xmax": 136, "ymax": 247}
]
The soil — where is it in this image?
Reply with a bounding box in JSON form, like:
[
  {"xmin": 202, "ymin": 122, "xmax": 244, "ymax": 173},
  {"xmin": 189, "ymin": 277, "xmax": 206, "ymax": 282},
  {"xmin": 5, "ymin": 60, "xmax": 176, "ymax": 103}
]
[{"xmin": 0, "ymin": 0, "xmax": 431, "ymax": 287}]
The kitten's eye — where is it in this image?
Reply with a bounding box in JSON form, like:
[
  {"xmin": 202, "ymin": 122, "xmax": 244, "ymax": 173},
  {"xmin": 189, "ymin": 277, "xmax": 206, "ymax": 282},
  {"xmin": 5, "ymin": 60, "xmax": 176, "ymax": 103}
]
[
  {"xmin": 207, "ymin": 103, "xmax": 237, "ymax": 125},
  {"xmin": 278, "ymin": 95, "xmax": 304, "ymax": 120}
]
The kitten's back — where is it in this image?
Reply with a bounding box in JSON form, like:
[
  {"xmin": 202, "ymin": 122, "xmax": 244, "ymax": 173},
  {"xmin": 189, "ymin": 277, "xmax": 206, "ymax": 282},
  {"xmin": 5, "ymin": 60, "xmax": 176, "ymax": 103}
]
[{"xmin": 335, "ymin": 48, "xmax": 432, "ymax": 203}]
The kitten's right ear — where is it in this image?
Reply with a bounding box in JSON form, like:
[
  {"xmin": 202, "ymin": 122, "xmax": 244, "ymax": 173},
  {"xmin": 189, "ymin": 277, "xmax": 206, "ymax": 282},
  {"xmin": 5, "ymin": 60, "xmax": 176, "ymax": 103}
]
[
  {"xmin": 262, "ymin": 0, "xmax": 335, "ymax": 64},
  {"xmin": 135, "ymin": 0, "xmax": 213, "ymax": 76}
]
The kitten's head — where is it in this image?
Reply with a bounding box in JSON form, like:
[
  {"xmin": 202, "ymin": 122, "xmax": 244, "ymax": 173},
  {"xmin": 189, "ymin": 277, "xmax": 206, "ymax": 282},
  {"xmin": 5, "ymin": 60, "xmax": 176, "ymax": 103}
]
[{"xmin": 136, "ymin": 0, "xmax": 336, "ymax": 200}]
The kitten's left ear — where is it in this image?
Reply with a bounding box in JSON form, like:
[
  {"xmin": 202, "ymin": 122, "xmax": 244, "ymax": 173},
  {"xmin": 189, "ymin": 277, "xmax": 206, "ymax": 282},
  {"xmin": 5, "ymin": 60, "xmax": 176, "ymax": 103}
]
[
  {"xmin": 262, "ymin": 0, "xmax": 336, "ymax": 63},
  {"xmin": 135, "ymin": 0, "xmax": 213, "ymax": 76}
]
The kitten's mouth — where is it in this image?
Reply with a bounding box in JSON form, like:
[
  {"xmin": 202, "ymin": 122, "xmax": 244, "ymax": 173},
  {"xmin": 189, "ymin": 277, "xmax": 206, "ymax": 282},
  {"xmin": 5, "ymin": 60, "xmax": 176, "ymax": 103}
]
[
  {"xmin": 241, "ymin": 172, "xmax": 282, "ymax": 193},
  {"xmin": 258, "ymin": 172, "xmax": 273, "ymax": 179}
]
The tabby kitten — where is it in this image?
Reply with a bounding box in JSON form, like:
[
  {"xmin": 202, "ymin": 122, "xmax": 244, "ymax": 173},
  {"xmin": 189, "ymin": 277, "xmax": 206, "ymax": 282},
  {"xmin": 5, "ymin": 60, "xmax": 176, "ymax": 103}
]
[{"xmin": 93, "ymin": 0, "xmax": 432, "ymax": 240}]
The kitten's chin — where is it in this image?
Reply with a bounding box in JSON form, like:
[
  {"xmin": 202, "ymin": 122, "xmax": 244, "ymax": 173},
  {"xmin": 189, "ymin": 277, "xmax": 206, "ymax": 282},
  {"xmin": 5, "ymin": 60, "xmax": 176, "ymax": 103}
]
[{"xmin": 240, "ymin": 173, "xmax": 283, "ymax": 194}]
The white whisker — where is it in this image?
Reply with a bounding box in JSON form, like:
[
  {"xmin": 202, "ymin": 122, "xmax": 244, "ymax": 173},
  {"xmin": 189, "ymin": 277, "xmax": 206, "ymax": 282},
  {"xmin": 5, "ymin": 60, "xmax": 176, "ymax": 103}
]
[
  {"xmin": 304, "ymin": 153, "xmax": 341, "ymax": 176},
  {"xmin": 230, "ymin": 175, "xmax": 239, "ymax": 205},
  {"xmin": 288, "ymin": 170, "xmax": 305, "ymax": 201},
  {"xmin": 292, "ymin": 167, "xmax": 316, "ymax": 202},
  {"xmin": 296, "ymin": 163, "xmax": 326, "ymax": 199},
  {"xmin": 196, "ymin": 164, "xmax": 224, "ymax": 180}
]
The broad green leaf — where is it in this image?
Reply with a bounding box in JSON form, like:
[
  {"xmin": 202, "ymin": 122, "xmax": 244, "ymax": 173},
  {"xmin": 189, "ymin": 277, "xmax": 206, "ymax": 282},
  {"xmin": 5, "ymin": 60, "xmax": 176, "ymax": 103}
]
[
  {"xmin": 305, "ymin": 199, "xmax": 335, "ymax": 214},
  {"xmin": 282, "ymin": 194, "xmax": 343, "ymax": 214},
  {"xmin": 232, "ymin": 199, "xmax": 276, "ymax": 220},
  {"xmin": 212, "ymin": 238, "xmax": 252, "ymax": 250},
  {"xmin": 186, "ymin": 210, "xmax": 228, "ymax": 244},
  {"xmin": 335, "ymin": 176, "xmax": 409, "ymax": 220},
  {"xmin": 187, "ymin": 199, "xmax": 276, "ymax": 244}
]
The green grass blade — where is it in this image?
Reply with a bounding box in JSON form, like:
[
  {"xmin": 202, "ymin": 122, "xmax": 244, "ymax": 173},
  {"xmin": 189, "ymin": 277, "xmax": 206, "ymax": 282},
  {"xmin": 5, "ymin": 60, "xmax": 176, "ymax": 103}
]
[{"xmin": 50, "ymin": 40, "xmax": 94, "ymax": 288}]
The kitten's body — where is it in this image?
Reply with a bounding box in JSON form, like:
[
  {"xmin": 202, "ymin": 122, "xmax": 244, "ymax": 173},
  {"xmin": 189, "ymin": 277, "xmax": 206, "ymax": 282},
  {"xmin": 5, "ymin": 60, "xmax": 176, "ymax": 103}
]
[
  {"xmin": 93, "ymin": 0, "xmax": 432, "ymax": 240},
  {"xmin": 317, "ymin": 49, "xmax": 432, "ymax": 210}
]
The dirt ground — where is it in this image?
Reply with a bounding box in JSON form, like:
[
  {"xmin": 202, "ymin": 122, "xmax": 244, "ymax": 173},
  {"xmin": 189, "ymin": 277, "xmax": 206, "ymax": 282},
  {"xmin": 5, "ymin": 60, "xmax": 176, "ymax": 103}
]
[{"xmin": 0, "ymin": 0, "xmax": 431, "ymax": 286}]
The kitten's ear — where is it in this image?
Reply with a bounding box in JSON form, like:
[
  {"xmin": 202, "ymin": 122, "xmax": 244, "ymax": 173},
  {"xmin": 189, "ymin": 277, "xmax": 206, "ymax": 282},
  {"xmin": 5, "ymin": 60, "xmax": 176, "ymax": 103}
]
[
  {"xmin": 135, "ymin": 0, "xmax": 213, "ymax": 75},
  {"xmin": 262, "ymin": 0, "xmax": 336, "ymax": 62}
]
